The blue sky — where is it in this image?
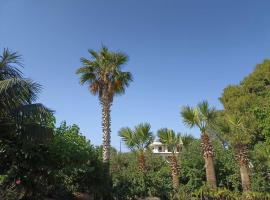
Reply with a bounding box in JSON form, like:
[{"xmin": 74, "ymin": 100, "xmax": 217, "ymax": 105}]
[{"xmin": 1, "ymin": 0, "xmax": 270, "ymax": 150}]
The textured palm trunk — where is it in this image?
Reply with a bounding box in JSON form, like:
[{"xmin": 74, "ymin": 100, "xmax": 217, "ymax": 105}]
[
  {"xmin": 235, "ymin": 144, "xmax": 250, "ymax": 192},
  {"xmin": 101, "ymin": 97, "xmax": 112, "ymax": 165},
  {"xmin": 138, "ymin": 151, "xmax": 146, "ymax": 172},
  {"xmin": 201, "ymin": 133, "xmax": 217, "ymax": 188},
  {"xmin": 169, "ymin": 154, "xmax": 179, "ymax": 189}
]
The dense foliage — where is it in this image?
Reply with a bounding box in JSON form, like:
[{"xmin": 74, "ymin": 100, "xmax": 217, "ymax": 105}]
[{"xmin": 0, "ymin": 49, "xmax": 269, "ymax": 199}]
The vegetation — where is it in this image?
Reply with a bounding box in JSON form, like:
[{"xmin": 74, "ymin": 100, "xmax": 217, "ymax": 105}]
[{"xmin": 0, "ymin": 48, "xmax": 270, "ymax": 199}]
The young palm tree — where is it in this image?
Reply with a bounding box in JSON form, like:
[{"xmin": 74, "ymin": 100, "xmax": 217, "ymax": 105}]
[
  {"xmin": 181, "ymin": 101, "xmax": 217, "ymax": 188},
  {"xmin": 157, "ymin": 128, "xmax": 182, "ymax": 189},
  {"xmin": 0, "ymin": 48, "xmax": 53, "ymax": 139},
  {"xmin": 213, "ymin": 113, "xmax": 252, "ymax": 192},
  {"xmin": 118, "ymin": 123, "xmax": 153, "ymax": 172},
  {"xmin": 76, "ymin": 46, "xmax": 132, "ymax": 165}
]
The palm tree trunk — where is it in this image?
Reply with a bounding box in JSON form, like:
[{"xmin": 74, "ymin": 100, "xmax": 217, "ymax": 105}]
[
  {"xmin": 239, "ymin": 163, "xmax": 250, "ymax": 192},
  {"xmin": 201, "ymin": 133, "xmax": 217, "ymax": 188},
  {"xmin": 138, "ymin": 151, "xmax": 146, "ymax": 172},
  {"xmin": 101, "ymin": 97, "xmax": 112, "ymax": 164},
  {"xmin": 235, "ymin": 144, "xmax": 250, "ymax": 192},
  {"xmin": 170, "ymin": 154, "xmax": 179, "ymax": 189}
]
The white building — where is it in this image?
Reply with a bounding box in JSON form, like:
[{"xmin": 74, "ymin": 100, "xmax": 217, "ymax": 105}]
[{"xmin": 149, "ymin": 139, "xmax": 183, "ymax": 157}]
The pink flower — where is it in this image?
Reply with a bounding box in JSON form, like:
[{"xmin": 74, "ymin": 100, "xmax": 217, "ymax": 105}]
[{"xmin": 15, "ymin": 179, "xmax": 21, "ymax": 185}]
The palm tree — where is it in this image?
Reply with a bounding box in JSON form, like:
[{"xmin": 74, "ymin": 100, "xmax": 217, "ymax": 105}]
[
  {"xmin": 181, "ymin": 101, "xmax": 217, "ymax": 188},
  {"xmin": 181, "ymin": 133, "xmax": 195, "ymax": 149},
  {"xmin": 118, "ymin": 123, "xmax": 153, "ymax": 172},
  {"xmin": 0, "ymin": 48, "xmax": 53, "ymax": 139},
  {"xmin": 213, "ymin": 113, "xmax": 252, "ymax": 192},
  {"xmin": 76, "ymin": 46, "xmax": 132, "ymax": 165},
  {"xmin": 157, "ymin": 128, "xmax": 182, "ymax": 189}
]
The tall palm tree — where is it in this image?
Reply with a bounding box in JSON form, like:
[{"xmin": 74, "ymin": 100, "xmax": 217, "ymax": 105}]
[
  {"xmin": 118, "ymin": 123, "xmax": 153, "ymax": 172},
  {"xmin": 157, "ymin": 128, "xmax": 182, "ymax": 189},
  {"xmin": 0, "ymin": 48, "xmax": 53, "ymax": 139},
  {"xmin": 213, "ymin": 113, "xmax": 252, "ymax": 192},
  {"xmin": 76, "ymin": 46, "xmax": 132, "ymax": 165},
  {"xmin": 181, "ymin": 101, "xmax": 217, "ymax": 188}
]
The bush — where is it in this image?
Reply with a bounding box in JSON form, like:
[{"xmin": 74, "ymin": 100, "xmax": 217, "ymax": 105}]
[
  {"xmin": 111, "ymin": 152, "xmax": 173, "ymax": 200},
  {"xmin": 176, "ymin": 186, "xmax": 270, "ymax": 200}
]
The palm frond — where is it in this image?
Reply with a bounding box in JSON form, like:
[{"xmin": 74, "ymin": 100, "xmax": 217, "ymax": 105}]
[
  {"xmin": 19, "ymin": 123, "xmax": 53, "ymax": 140},
  {"xmin": 88, "ymin": 49, "xmax": 100, "ymax": 60},
  {"xmin": 158, "ymin": 128, "xmax": 181, "ymax": 153},
  {"xmin": 112, "ymin": 52, "xmax": 128, "ymax": 68},
  {"xmin": 0, "ymin": 48, "xmax": 23, "ymax": 79},
  {"xmin": 181, "ymin": 106, "xmax": 196, "ymax": 128},
  {"xmin": 0, "ymin": 78, "xmax": 41, "ymax": 111},
  {"xmin": 134, "ymin": 123, "xmax": 153, "ymax": 149},
  {"xmin": 78, "ymin": 72, "xmax": 97, "ymax": 85},
  {"xmin": 113, "ymin": 71, "xmax": 133, "ymax": 95},
  {"xmin": 157, "ymin": 128, "xmax": 171, "ymax": 144},
  {"xmin": 76, "ymin": 66, "xmax": 91, "ymax": 74},
  {"xmin": 12, "ymin": 103, "xmax": 53, "ymax": 123},
  {"xmin": 181, "ymin": 133, "xmax": 195, "ymax": 147},
  {"xmin": 198, "ymin": 100, "xmax": 217, "ymax": 122},
  {"xmin": 119, "ymin": 123, "xmax": 153, "ymax": 151},
  {"xmin": 118, "ymin": 127, "xmax": 135, "ymax": 150}
]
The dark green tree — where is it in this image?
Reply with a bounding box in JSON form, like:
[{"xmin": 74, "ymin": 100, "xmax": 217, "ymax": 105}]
[{"xmin": 0, "ymin": 48, "xmax": 53, "ymax": 140}]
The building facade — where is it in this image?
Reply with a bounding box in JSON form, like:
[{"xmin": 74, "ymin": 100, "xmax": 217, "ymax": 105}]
[{"xmin": 149, "ymin": 139, "xmax": 183, "ymax": 157}]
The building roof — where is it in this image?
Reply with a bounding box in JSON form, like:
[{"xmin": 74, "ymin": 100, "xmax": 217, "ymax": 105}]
[
  {"xmin": 149, "ymin": 137, "xmax": 184, "ymax": 146},
  {"xmin": 149, "ymin": 141, "xmax": 162, "ymax": 146}
]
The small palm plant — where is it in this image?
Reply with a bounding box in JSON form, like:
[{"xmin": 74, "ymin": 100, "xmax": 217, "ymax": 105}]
[
  {"xmin": 76, "ymin": 46, "xmax": 132, "ymax": 165},
  {"xmin": 181, "ymin": 101, "xmax": 217, "ymax": 188},
  {"xmin": 157, "ymin": 128, "xmax": 182, "ymax": 189},
  {"xmin": 213, "ymin": 113, "xmax": 252, "ymax": 192},
  {"xmin": 118, "ymin": 123, "xmax": 153, "ymax": 172}
]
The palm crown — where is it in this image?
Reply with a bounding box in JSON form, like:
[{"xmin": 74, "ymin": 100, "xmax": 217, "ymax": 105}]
[
  {"xmin": 157, "ymin": 128, "xmax": 182, "ymax": 154},
  {"xmin": 213, "ymin": 113, "xmax": 252, "ymax": 146},
  {"xmin": 119, "ymin": 123, "xmax": 154, "ymax": 152},
  {"xmin": 76, "ymin": 46, "xmax": 132, "ymax": 100},
  {"xmin": 181, "ymin": 101, "xmax": 216, "ymax": 134}
]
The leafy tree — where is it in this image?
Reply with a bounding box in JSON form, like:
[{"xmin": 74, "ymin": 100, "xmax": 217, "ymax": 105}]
[
  {"xmin": 219, "ymin": 59, "xmax": 270, "ymax": 193},
  {"xmin": 181, "ymin": 101, "xmax": 217, "ymax": 188},
  {"xmin": 250, "ymin": 141, "xmax": 270, "ymax": 192},
  {"xmin": 118, "ymin": 123, "xmax": 153, "ymax": 172},
  {"xmin": 157, "ymin": 128, "xmax": 181, "ymax": 189},
  {"xmin": 0, "ymin": 48, "xmax": 53, "ymax": 199},
  {"xmin": 111, "ymin": 151, "xmax": 172, "ymax": 200},
  {"xmin": 220, "ymin": 60, "xmax": 270, "ymax": 141},
  {"xmin": 76, "ymin": 46, "xmax": 132, "ymax": 167},
  {"xmin": 48, "ymin": 122, "xmax": 106, "ymax": 198}
]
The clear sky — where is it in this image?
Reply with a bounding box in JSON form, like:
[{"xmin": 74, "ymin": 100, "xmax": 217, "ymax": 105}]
[{"xmin": 1, "ymin": 0, "xmax": 270, "ymax": 150}]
